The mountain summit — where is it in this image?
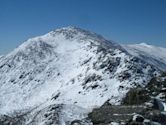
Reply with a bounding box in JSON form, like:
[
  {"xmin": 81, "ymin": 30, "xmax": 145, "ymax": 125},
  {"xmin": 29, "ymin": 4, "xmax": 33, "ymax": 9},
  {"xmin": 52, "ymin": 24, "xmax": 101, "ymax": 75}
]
[{"xmin": 0, "ymin": 26, "xmax": 165, "ymax": 124}]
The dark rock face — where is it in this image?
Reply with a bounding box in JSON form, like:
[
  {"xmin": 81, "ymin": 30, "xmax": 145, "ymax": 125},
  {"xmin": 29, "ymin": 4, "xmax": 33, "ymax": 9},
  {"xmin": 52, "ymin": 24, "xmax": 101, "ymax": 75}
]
[
  {"xmin": 88, "ymin": 104, "xmax": 146, "ymax": 125},
  {"xmin": 88, "ymin": 72, "xmax": 166, "ymax": 125},
  {"xmin": 122, "ymin": 88, "xmax": 150, "ymax": 105},
  {"xmin": 0, "ymin": 115, "xmax": 25, "ymax": 125},
  {"xmin": 127, "ymin": 115, "xmax": 145, "ymax": 125},
  {"xmin": 122, "ymin": 72, "xmax": 166, "ymax": 106},
  {"xmin": 88, "ymin": 104, "xmax": 166, "ymax": 125},
  {"xmin": 143, "ymin": 110, "xmax": 166, "ymax": 124},
  {"xmin": 153, "ymin": 98, "xmax": 166, "ymax": 111}
]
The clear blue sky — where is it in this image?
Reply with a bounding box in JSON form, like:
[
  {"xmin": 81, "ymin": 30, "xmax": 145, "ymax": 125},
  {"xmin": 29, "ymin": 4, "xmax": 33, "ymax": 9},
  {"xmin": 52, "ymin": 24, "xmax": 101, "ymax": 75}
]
[{"xmin": 0, "ymin": 0, "xmax": 166, "ymax": 54}]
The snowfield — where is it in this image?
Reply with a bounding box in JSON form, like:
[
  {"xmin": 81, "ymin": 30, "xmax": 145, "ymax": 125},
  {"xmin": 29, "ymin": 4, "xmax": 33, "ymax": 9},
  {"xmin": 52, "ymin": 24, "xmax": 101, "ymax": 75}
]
[{"xmin": 123, "ymin": 43, "xmax": 166, "ymax": 70}]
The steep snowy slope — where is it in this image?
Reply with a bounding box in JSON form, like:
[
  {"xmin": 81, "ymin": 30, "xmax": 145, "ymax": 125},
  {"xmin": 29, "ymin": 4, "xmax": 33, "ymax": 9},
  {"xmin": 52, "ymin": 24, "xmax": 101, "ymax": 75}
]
[
  {"xmin": 123, "ymin": 43, "xmax": 166, "ymax": 70},
  {"xmin": 0, "ymin": 103, "xmax": 92, "ymax": 125},
  {"xmin": 0, "ymin": 27, "xmax": 160, "ymax": 115}
]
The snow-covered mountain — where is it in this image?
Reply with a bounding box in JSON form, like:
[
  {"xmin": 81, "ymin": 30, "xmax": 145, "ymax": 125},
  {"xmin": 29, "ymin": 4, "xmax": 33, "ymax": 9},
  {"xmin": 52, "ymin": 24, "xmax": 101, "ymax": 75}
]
[
  {"xmin": 123, "ymin": 43, "xmax": 166, "ymax": 70},
  {"xmin": 0, "ymin": 26, "xmax": 165, "ymax": 124}
]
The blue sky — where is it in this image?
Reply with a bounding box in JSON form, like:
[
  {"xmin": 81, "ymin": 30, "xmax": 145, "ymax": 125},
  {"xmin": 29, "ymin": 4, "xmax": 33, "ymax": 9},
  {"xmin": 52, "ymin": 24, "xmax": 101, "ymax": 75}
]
[{"xmin": 0, "ymin": 0, "xmax": 166, "ymax": 54}]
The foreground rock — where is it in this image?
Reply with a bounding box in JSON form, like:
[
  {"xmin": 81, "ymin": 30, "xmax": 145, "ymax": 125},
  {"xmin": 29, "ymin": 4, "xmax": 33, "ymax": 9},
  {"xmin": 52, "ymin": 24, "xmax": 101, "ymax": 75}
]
[
  {"xmin": 88, "ymin": 103, "xmax": 166, "ymax": 125},
  {"xmin": 88, "ymin": 73, "xmax": 166, "ymax": 125}
]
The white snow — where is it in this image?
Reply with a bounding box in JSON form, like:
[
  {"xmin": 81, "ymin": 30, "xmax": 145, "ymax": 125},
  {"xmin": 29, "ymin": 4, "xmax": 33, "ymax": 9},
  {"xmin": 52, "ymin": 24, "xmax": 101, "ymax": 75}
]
[
  {"xmin": 161, "ymin": 102, "xmax": 166, "ymax": 112},
  {"xmin": 110, "ymin": 122, "xmax": 120, "ymax": 125},
  {"xmin": 133, "ymin": 114, "xmax": 143, "ymax": 121}
]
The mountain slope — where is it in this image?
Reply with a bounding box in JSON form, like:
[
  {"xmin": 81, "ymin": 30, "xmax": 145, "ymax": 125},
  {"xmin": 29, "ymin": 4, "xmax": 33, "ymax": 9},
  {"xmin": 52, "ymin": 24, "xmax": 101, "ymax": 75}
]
[
  {"xmin": 0, "ymin": 27, "xmax": 162, "ymax": 116},
  {"xmin": 122, "ymin": 43, "xmax": 166, "ymax": 70},
  {"xmin": 0, "ymin": 103, "xmax": 92, "ymax": 125}
]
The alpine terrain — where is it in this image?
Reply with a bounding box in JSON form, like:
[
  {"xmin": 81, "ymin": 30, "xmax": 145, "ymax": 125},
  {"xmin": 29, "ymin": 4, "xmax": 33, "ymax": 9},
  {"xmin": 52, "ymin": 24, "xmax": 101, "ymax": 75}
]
[{"xmin": 0, "ymin": 26, "xmax": 165, "ymax": 125}]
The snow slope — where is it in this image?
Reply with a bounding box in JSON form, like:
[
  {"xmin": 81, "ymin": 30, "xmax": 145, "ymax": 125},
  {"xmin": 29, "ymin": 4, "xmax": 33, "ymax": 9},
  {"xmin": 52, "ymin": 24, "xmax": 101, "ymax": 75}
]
[
  {"xmin": 122, "ymin": 43, "xmax": 166, "ymax": 71},
  {"xmin": 0, "ymin": 27, "xmax": 161, "ymax": 116},
  {"xmin": 0, "ymin": 103, "xmax": 92, "ymax": 125},
  {"xmin": 0, "ymin": 55, "xmax": 3, "ymax": 59}
]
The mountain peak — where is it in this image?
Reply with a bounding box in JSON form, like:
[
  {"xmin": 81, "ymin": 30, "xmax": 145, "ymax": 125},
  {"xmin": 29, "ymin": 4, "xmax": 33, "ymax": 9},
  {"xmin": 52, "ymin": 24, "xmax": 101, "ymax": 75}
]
[
  {"xmin": 54, "ymin": 26, "xmax": 89, "ymax": 33},
  {"xmin": 139, "ymin": 42, "xmax": 148, "ymax": 45},
  {"xmin": 55, "ymin": 26, "xmax": 83, "ymax": 31},
  {"xmin": 53, "ymin": 26, "xmax": 90, "ymax": 37},
  {"xmin": 139, "ymin": 42, "xmax": 151, "ymax": 47},
  {"xmin": 48, "ymin": 26, "xmax": 106, "ymax": 41},
  {"xmin": 4, "ymin": 26, "xmax": 120, "ymax": 61}
]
